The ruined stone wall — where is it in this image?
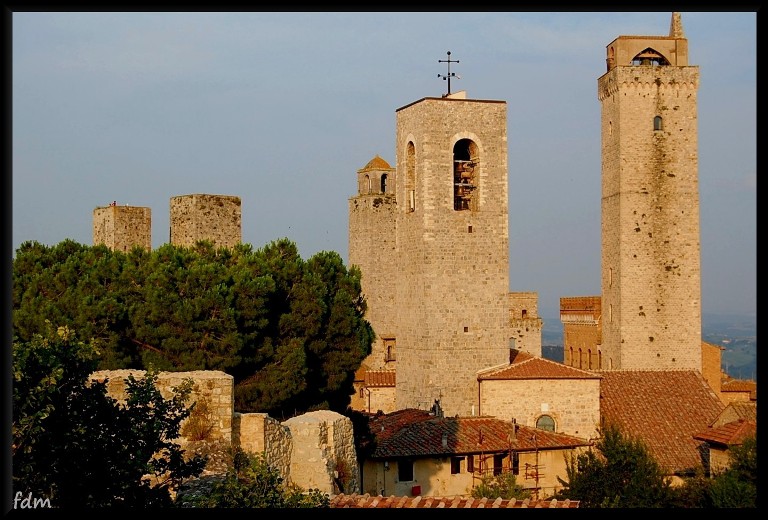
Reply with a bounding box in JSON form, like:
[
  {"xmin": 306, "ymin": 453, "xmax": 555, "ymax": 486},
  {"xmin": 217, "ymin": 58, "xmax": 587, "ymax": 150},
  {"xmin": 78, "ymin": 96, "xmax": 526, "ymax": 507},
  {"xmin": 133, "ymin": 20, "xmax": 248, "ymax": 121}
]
[
  {"xmin": 479, "ymin": 378, "xmax": 601, "ymax": 440},
  {"xmin": 394, "ymin": 97, "xmax": 511, "ymax": 417},
  {"xmin": 92, "ymin": 205, "xmax": 152, "ymax": 252},
  {"xmin": 90, "ymin": 369, "xmax": 234, "ymax": 447},
  {"xmin": 170, "ymin": 194, "xmax": 242, "ymax": 249},
  {"xmin": 233, "ymin": 412, "xmax": 292, "ymax": 480},
  {"xmin": 599, "ymin": 64, "xmax": 701, "ymax": 371},
  {"xmin": 283, "ymin": 410, "xmax": 359, "ymax": 494},
  {"xmin": 90, "ymin": 370, "xmax": 357, "ymax": 494}
]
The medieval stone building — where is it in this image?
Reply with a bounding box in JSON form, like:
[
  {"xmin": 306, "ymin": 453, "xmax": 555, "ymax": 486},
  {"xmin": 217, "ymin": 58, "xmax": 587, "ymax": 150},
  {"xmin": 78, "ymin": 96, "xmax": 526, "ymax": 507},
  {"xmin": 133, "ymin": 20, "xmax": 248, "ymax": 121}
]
[
  {"xmin": 93, "ymin": 193, "xmax": 242, "ymax": 252},
  {"xmin": 350, "ymin": 13, "xmax": 715, "ymax": 423},
  {"xmin": 561, "ymin": 12, "xmax": 703, "ymax": 373},
  {"xmin": 93, "ymin": 203, "xmax": 152, "ymax": 252},
  {"xmin": 170, "ymin": 193, "xmax": 242, "ymax": 249},
  {"xmin": 349, "ymin": 89, "xmax": 544, "ymax": 418}
]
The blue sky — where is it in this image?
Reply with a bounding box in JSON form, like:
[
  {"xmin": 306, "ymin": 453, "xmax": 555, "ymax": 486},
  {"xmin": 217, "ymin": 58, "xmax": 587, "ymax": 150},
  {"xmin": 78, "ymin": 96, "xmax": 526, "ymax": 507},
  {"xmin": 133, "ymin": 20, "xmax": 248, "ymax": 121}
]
[{"xmin": 12, "ymin": 11, "xmax": 756, "ymax": 319}]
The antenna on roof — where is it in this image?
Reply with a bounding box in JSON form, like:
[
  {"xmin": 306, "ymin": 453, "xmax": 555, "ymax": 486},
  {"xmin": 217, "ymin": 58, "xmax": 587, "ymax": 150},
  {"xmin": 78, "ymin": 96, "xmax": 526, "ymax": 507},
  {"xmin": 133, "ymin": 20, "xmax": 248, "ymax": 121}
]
[{"xmin": 438, "ymin": 51, "xmax": 460, "ymax": 96}]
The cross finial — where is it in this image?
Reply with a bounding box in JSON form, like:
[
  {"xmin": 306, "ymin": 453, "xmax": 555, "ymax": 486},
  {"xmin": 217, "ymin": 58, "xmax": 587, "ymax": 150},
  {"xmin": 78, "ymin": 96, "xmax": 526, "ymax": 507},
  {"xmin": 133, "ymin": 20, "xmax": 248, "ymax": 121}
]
[{"xmin": 438, "ymin": 51, "xmax": 460, "ymax": 96}]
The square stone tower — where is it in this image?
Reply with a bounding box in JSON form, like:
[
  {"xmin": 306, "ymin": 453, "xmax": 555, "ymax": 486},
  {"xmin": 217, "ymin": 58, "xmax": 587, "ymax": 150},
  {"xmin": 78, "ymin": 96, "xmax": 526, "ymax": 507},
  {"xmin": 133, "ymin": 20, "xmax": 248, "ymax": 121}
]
[
  {"xmin": 394, "ymin": 91, "xmax": 512, "ymax": 416},
  {"xmin": 598, "ymin": 13, "xmax": 701, "ymax": 371},
  {"xmin": 170, "ymin": 194, "xmax": 242, "ymax": 249},
  {"xmin": 348, "ymin": 155, "xmax": 398, "ymax": 372},
  {"xmin": 93, "ymin": 203, "xmax": 151, "ymax": 252}
]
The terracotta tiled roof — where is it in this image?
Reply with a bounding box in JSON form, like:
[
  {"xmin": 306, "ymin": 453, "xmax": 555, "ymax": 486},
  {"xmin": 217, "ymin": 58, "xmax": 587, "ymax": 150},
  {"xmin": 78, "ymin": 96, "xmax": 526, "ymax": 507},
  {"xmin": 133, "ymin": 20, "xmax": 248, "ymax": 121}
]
[
  {"xmin": 693, "ymin": 419, "xmax": 756, "ymax": 447},
  {"xmin": 329, "ymin": 494, "xmax": 580, "ymax": 508},
  {"xmin": 719, "ymin": 402, "xmax": 757, "ymax": 423},
  {"xmin": 367, "ymin": 409, "xmax": 590, "ymax": 459},
  {"xmin": 478, "ymin": 350, "xmax": 601, "ymax": 380},
  {"xmin": 364, "ymin": 370, "xmax": 396, "ymax": 387},
  {"xmin": 596, "ymin": 370, "xmax": 725, "ymax": 475},
  {"xmin": 721, "ymin": 378, "xmax": 757, "ymax": 393},
  {"xmin": 360, "ymin": 154, "xmax": 392, "ymax": 171}
]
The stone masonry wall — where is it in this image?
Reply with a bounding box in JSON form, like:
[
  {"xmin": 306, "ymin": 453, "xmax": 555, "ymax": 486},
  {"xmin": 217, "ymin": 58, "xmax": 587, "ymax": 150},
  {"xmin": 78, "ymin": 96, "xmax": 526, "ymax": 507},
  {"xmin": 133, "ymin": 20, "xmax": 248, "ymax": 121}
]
[
  {"xmin": 93, "ymin": 205, "xmax": 152, "ymax": 252},
  {"xmin": 480, "ymin": 378, "xmax": 601, "ymax": 440},
  {"xmin": 394, "ymin": 97, "xmax": 511, "ymax": 417},
  {"xmin": 91, "ymin": 370, "xmax": 357, "ymax": 494},
  {"xmin": 599, "ymin": 64, "xmax": 701, "ymax": 371},
  {"xmin": 170, "ymin": 194, "xmax": 242, "ymax": 249},
  {"xmin": 283, "ymin": 410, "xmax": 359, "ymax": 494},
  {"xmin": 348, "ymin": 192, "xmax": 398, "ymax": 372},
  {"xmin": 90, "ymin": 369, "xmax": 234, "ymax": 447},
  {"xmin": 233, "ymin": 412, "xmax": 292, "ymax": 481},
  {"xmin": 700, "ymin": 342, "xmax": 723, "ymax": 398},
  {"xmin": 509, "ymin": 292, "xmax": 542, "ymax": 357}
]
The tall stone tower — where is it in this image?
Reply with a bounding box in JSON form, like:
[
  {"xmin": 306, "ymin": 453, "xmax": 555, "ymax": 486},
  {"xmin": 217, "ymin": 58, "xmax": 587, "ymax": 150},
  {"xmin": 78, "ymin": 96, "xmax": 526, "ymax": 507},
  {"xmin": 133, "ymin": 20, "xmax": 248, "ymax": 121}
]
[
  {"xmin": 598, "ymin": 13, "xmax": 701, "ymax": 371},
  {"xmin": 93, "ymin": 203, "xmax": 151, "ymax": 252},
  {"xmin": 394, "ymin": 91, "xmax": 512, "ymax": 416},
  {"xmin": 169, "ymin": 194, "xmax": 242, "ymax": 249},
  {"xmin": 348, "ymin": 155, "xmax": 398, "ymax": 371}
]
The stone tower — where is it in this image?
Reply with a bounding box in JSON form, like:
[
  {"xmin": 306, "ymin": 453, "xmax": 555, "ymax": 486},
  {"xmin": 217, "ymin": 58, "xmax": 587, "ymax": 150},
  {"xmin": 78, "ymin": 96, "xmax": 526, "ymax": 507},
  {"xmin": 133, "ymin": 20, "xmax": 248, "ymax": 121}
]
[
  {"xmin": 169, "ymin": 194, "xmax": 242, "ymax": 249},
  {"xmin": 598, "ymin": 12, "xmax": 701, "ymax": 371},
  {"xmin": 348, "ymin": 155, "xmax": 398, "ymax": 372},
  {"xmin": 394, "ymin": 91, "xmax": 512, "ymax": 416},
  {"xmin": 93, "ymin": 203, "xmax": 151, "ymax": 252}
]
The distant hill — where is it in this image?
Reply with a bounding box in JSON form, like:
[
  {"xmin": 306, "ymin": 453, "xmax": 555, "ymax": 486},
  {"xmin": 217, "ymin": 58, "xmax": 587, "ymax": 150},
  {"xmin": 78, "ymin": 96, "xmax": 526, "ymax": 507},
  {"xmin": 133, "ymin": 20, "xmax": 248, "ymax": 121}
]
[{"xmin": 540, "ymin": 313, "xmax": 756, "ymax": 380}]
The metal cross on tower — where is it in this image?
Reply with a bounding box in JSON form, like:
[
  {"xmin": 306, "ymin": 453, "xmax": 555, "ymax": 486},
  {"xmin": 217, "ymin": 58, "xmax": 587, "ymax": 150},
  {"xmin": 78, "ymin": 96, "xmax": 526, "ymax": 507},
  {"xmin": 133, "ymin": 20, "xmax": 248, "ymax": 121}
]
[{"xmin": 438, "ymin": 51, "xmax": 460, "ymax": 96}]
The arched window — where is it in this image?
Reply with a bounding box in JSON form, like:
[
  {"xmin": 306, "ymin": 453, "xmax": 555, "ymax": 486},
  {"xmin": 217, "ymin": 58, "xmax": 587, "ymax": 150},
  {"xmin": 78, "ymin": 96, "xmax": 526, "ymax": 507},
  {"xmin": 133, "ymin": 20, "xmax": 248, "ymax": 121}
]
[
  {"xmin": 453, "ymin": 138, "xmax": 478, "ymax": 211},
  {"xmin": 578, "ymin": 348, "xmax": 583, "ymax": 369},
  {"xmin": 381, "ymin": 173, "xmax": 388, "ymax": 193},
  {"xmin": 365, "ymin": 174, "xmax": 371, "ymax": 193},
  {"xmin": 653, "ymin": 116, "xmax": 663, "ymax": 131},
  {"xmin": 588, "ymin": 349, "xmax": 592, "ymax": 369},
  {"xmin": 406, "ymin": 142, "xmax": 416, "ymax": 212},
  {"xmin": 536, "ymin": 415, "xmax": 555, "ymax": 432}
]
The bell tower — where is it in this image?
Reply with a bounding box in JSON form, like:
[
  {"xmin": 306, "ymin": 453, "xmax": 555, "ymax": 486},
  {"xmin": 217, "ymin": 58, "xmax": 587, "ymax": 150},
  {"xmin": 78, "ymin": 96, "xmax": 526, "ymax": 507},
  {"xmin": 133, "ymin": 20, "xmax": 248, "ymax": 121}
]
[
  {"xmin": 394, "ymin": 91, "xmax": 512, "ymax": 416},
  {"xmin": 598, "ymin": 13, "xmax": 702, "ymax": 371}
]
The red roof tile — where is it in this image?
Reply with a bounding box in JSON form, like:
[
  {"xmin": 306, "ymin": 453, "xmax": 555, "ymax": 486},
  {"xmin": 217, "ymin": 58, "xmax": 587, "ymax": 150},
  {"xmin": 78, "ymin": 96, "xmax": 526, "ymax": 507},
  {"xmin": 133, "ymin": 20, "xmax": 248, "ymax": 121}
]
[
  {"xmin": 329, "ymin": 494, "xmax": 580, "ymax": 508},
  {"xmin": 596, "ymin": 370, "xmax": 725, "ymax": 475},
  {"xmin": 693, "ymin": 419, "xmax": 756, "ymax": 447},
  {"xmin": 718, "ymin": 402, "xmax": 757, "ymax": 423},
  {"xmin": 721, "ymin": 379, "xmax": 757, "ymax": 393},
  {"xmin": 360, "ymin": 154, "xmax": 393, "ymax": 171},
  {"xmin": 365, "ymin": 370, "xmax": 396, "ymax": 387},
  {"xmin": 367, "ymin": 409, "xmax": 590, "ymax": 459},
  {"xmin": 478, "ymin": 350, "xmax": 600, "ymax": 380}
]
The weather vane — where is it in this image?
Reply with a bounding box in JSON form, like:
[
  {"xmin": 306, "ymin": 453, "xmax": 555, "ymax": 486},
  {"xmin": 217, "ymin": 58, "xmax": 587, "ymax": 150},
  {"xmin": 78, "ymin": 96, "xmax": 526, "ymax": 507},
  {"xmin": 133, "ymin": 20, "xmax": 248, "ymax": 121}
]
[{"xmin": 438, "ymin": 51, "xmax": 460, "ymax": 96}]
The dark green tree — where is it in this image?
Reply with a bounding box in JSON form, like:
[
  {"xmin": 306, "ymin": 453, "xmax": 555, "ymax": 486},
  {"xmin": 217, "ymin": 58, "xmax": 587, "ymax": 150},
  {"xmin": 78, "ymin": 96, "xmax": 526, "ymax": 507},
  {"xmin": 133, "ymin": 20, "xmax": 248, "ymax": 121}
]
[
  {"xmin": 13, "ymin": 237, "xmax": 375, "ymax": 419},
  {"xmin": 12, "ymin": 323, "xmax": 207, "ymax": 507},
  {"xmin": 555, "ymin": 422, "xmax": 675, "ymax": 507},
  {"xmin": 707, "ymin": 434, "xmax": 757, "ymax": 508}
]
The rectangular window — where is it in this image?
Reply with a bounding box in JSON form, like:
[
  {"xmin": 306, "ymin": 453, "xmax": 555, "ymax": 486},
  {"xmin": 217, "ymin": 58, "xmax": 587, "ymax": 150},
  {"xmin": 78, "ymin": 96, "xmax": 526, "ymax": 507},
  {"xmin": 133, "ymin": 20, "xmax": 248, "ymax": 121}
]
[
  {"xmin": 493, "ymin": 454, "xmax": 504, "ymax": 476},
  {"xmin": 512, "ymin": 452, "xmax": 520, "ymax": 475},
  {"xmin": 451, "ymin": 456, "xmax": 464, "ymax": 474},
  {"xmin": 384, "ymin": 338, "xmax": 396, "ymax": 362},
  {"xmin": 467, "ymin": 455, "xmax": 474, "ymax": 473},
  {"xmin": 398, "ymin": 459, "xmax": 414, "ymax": 482}
]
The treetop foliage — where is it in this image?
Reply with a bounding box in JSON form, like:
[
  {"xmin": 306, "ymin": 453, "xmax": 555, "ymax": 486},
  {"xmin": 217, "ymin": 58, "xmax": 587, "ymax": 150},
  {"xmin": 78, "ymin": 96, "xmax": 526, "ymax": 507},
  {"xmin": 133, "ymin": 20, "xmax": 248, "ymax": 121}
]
[{"xmin": 13, "ymin": 238, "xmax": 374, "ymax": 418}]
